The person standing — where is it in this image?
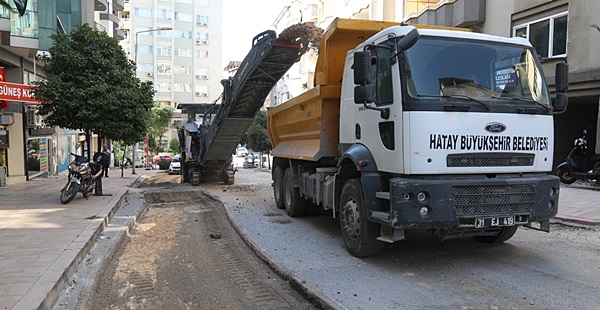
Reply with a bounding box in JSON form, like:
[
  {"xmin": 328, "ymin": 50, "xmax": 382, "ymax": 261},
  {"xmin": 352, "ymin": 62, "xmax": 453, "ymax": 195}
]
[{"xmin": 101, "ymin": 144, "xmax": 111, "ymax": 177}]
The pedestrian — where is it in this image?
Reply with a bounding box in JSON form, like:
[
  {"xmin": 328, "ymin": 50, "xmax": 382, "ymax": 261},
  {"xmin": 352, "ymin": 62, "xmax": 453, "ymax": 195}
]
[{"xmin": 102, "ymin": 144, "xmax": 111, "ymax": 177}]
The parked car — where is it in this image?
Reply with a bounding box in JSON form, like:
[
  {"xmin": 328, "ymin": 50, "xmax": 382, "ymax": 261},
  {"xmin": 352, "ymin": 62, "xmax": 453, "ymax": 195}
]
[
  {"xmin": 152, "ymin": 154, "xmax": 172, "ymax": 164},
  {"xmin": 243, "ymin": 154, "xmax": 259, "ymax": 168},
  {"xmin": 168, "ymin": 155, "xmax": 181, "ymax": 174},
  {"xmin": 236, "ymin": 146, "xmax": 248, "ymax": 157}
]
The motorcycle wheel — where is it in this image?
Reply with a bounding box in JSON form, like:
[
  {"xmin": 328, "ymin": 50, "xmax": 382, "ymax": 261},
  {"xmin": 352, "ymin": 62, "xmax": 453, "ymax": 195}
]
[
  {"xmin": 60, "ymin": 182, "xmax": 80, "ymax": 204},
  {"xmin": 557, "ymin": 166, "xmax": 577, "ymax": 184}
]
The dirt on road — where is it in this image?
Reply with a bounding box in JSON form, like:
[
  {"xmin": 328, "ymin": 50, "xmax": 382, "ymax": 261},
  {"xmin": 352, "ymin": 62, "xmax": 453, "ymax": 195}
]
[{"xmin": 70, "ymin": 173, "xmax": 314, "ymax": 310}]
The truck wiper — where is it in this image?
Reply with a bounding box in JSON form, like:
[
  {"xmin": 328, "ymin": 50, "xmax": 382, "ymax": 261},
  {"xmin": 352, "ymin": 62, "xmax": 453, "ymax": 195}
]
[
  {"xmin": 417, "ymin": 94, "xmax": 490, "ymax": 110},
  {"xmin": 491, "ymin": 96, "xmax": 552, "ymax": 111}
]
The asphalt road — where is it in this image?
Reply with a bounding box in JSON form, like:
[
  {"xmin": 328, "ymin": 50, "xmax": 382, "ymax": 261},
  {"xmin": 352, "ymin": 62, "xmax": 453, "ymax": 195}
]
[{"xmin": 201, "ymin": 158, "xmax": 600, "ymax": 310}]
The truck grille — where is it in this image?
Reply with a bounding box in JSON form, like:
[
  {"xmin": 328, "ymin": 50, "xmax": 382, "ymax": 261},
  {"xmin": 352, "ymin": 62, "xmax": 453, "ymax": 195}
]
[
  {"xmin": 452, "ymin": 184, "xmax": 535, "ymax": 216},
  {"xmin": 447, "ymin": 153, "xmax": 534, "ymax": 167}
]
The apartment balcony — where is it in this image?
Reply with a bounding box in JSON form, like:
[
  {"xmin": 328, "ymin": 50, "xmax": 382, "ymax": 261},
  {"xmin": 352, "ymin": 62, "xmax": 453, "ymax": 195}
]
[
  {"xmin": 95, "ymin": 0, "xmax": 108, "ymax": 11},
  {"xmin": 114, "ymin": 28, "xmax": 125, "ymax": 40},
  {"xmin": 403, "ymin": 0, "xmax": 485, "ymax": 28},
  {"xmin": 113, "ymin": 0, "xmax": 125, "ymax": 11},
  {"xmin": 100, "ymin": 11, "xmax": 120, "ymax": 28}
]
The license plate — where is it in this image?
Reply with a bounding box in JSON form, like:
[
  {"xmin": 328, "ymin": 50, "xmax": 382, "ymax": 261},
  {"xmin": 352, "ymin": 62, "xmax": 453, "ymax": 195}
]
[{"xmin": 475, "ymin": 216, "xmax": 515, "ymax": 228}]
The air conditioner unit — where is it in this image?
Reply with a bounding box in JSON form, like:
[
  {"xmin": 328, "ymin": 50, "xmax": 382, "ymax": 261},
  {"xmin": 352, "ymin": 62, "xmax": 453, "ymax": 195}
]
[
  {"xmin": 195, "ymin": 74, "xmax": 201, "ymax": 79},
  {"xmin": 201, "ymin": 92, "xmax": 208, "ymax": 97},
  {"xmin": 147, "ymin": 72, "xmax": 153, "ymax": 77},
  {"xmin": 195, "ymin": 91, "xmax": 201, "ymax": 96},
  {"xmin": 201, "ymin": 75, "xmax": 208, "ymax": 79},
  {"xmin": 202, "ymin": 40, "xmax": 209, "ymax": 45},
  {"xmin": 195, "ymin": 39, "xmax": 202, "ymax": 45},
  {"xmin": 25, "ymin": 107, "xmax": 42, "ymax": 127},
  {"xmin": 196, "ymin": 21, "xmax": 202, "ymax": 26}
]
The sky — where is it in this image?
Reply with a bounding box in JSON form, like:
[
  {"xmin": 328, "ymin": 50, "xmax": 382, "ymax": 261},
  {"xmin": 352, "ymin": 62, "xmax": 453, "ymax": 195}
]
[{"xmin": 221, "ymin": 0, "xmax": 289, "ymax": 68}]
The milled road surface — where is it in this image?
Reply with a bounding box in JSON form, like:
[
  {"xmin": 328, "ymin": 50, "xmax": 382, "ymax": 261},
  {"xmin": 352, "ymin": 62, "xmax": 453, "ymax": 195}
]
[{"xmin": 55, "ymin": 173, "xmax": 315, "ymax": 310}]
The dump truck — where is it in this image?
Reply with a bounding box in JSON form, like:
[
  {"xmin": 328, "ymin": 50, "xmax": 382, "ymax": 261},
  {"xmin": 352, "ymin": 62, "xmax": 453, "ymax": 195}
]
[
  {"xmin": 268, "ymin": 18, "xmax": 569, "ymax": 257},
  {"xmin": 178, "ymin": 30, "xmax": 303, "ymax": 185}
]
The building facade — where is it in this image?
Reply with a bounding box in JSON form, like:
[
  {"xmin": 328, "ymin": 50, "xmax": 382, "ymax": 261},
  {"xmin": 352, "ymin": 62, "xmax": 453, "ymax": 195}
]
[
  {"xmin": 0, "ymin": 0, "xmax": 104, "ymax": 185},
  {"xmin": 119, "ymin": 0, "xmax": 223, "ymax": 149}
]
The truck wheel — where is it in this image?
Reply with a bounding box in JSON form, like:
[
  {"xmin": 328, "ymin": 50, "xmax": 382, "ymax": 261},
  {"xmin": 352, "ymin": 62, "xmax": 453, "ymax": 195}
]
[
  {"xmin": 339, "ymin": 178, "xmax": 384, "ymax": 257},
  {"xmin": 283, "ymin": 168, "xmax": 306, "ymax": 216},
  {"xmin": 273, "ymin": 165, "xmax": 285, "ymax": 209},
  {"xmin": 556, "ymin": 166, "xmax": 576, "ymax": 184},
  {"xmin": 473, "ymin": 226, "xmax": 518, "ymax": 243},
  {"xmin": 222, "ymin": 170, "xmax": 235, "ymax": 185}
]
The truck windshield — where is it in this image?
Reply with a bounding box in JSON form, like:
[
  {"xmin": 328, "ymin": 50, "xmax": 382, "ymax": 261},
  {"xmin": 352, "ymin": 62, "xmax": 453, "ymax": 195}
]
[{"xmin": 402, "ymin": 36, "xmax": 550, "ymax": 110}]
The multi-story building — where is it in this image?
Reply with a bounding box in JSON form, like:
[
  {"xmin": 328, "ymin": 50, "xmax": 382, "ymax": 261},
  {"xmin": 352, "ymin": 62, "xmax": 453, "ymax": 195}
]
[
  {"xmin": 0, "ymin": 0, "xmax": 104, "ymax": 185},
  {"xmin": 119, "ymin": 0, "xmax": 223, "ymax": 149}
]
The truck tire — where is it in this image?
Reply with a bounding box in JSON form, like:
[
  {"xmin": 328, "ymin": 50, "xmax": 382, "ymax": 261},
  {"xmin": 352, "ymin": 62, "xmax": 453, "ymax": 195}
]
[
  {"xmin": 273, "ymin": 165, "xmax": 285, "ymax": 209},
  {"xmin": 339, "ymin": 178, "xmax": 384, "ymax": 257},
  {"xmin": 222, "ymin": 170, "xmax": 235, "ymax": 185},
  {"xmin": 191, "ymin": 169, "xmax": 200, "ymax": 186},
  {"xmin": 473, "ymin": 226, "xmax": 518, "ymax": 243},
  {"xmin": 283, "ymin": 168, "xmax": 306, "ymax": 216},
  {"xmin": 556, "ymin": 166, "xmax": 576, "ymax": 184}
]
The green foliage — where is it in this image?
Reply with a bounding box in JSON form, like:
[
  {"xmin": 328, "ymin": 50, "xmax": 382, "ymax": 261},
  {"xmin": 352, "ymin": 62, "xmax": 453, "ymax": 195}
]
[
  {"xmin": 169, "ymin": 139, "xmax": 180, "ymax": 154},
  {"xmin": 246, "ymin": 109, "xmax": 271, "ymax": 153},
  {"xmin": 33, "ymin": 24, "xmax": 154, "ymax": 145},
  {"xmin": 147, "ymin": 104, "xmax": 174, "ymax": 147}
]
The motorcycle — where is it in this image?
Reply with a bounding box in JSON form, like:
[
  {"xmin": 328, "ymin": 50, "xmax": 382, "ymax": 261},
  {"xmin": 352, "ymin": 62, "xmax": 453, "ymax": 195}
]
[
  {"xmin": 556, "ymin": 130, "xmax": 600, "ymax": 184},
  {"xmin": 60, "ymin": 153, "xmax": 105, "ymax": 204}
]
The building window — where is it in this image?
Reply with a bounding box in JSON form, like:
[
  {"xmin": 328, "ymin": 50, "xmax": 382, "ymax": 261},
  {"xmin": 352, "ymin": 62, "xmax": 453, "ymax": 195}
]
[
  {"xmin": 157, "ymin": 82, "xmax": 171, "ymax": 92},
  {"xmin": 197, "ymin": 15, "xmax": 209, "ymax": 26},
  {"xmin": 197, "ymin": 50, "xmax": 209, "ymax": 59},
  {"xmin": 176, "ymin": 48, "xmax": 192, "ymax": 57},
  {"xmin": 137, "ymin": 45, "xmax": 153, "ymax": 54},
  {"xmin": 157, "ymin": 9, "xmax": 172, "ymax": 20},
  {"xmin": 157, "ymin": 46, "xmax": 172, "ymax": 57},
  {"xmin": 513, "ymin": 12, "xmax": 568, "ymax": 58},
  {"xmin": 134, "ymin": 8, "xmax": 153, "ymax": 17},
  {"xmin": 157, "ymin": 64, "xmax": 172, "ymax": 74},
  {"xmin": 174, "ymin": 65, "xmax": 192, "ymax": 75},
  {"xmin": 175, "ymin": 12, "xmax": 193, "ymax": 22},
  {"xmin": 174, "ymin": 83, "xmax": 193, "ymax": 92},
  {"xmin": 197, "ymin": 32, "xmax": 209, "ymax": 43},
  {"xmin": 138, "ymin": 64, "xmax": 153, "ymax": 72},
  {"xmin": 173, "ymin": 30, "xmax": 192, "ymax": 39}
]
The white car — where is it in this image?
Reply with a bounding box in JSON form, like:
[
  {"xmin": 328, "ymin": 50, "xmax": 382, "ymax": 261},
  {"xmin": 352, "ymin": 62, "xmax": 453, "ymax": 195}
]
[
  {"xmin": 168, "ymin": 155, "xmax": 181, "ymax": 174},
  {"xmin": 236, "ymin": 146, "xmax": 248, "ymax": 157}
]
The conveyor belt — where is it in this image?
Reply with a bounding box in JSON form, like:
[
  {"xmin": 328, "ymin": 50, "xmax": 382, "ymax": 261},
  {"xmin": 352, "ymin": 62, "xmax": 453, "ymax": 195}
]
[{"xmin": 202, "ymin": 30, "xmax": 302, "ymax": 162}]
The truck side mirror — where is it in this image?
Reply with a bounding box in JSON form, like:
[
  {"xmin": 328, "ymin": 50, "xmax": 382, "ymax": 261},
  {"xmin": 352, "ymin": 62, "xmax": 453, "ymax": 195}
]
[
  {"xmin": 354, "ymin": 85, "xmax": 375, "ymax": 104},
  {"xmin": 353, "ymin": 51, "xmax": 372, "ymax": 85},
  {"xmin": 554, "ymin": 93, "xmax": 568, "ymax": 113},
  {"xmin": 555, "ymin": 62, "xmax": 568, "ymax": 92},
  {"xmin": 553, "ymin": 62, "xmax": 568, "ymax": 113},
  {"xmin": 397, "ymin": 28, "xmax": 420, "ymax": 51}
]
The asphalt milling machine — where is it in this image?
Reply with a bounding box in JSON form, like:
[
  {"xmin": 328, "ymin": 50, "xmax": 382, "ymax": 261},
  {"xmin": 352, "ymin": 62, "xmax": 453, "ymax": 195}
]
[{"xmin": 178, "ymin": 30, "xmax": 305, "ymax": 185}]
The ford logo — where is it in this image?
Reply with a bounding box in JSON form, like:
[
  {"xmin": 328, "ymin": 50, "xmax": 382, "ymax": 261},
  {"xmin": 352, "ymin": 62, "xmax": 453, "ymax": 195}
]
[{"xmin": 484, "ymin": 122, "xmax": 506, "ymax": 133}]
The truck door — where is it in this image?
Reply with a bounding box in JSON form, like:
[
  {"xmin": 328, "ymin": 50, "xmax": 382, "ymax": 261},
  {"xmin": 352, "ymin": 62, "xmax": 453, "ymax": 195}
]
[{"xmin": 355, "ymin": 45, "xmax": 404, "ymax": 174}]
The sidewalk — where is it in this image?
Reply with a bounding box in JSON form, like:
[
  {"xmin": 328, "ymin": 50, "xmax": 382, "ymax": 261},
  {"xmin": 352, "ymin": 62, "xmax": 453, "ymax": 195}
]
[
  {"xmin": 0, "ymin": 168, "xmax": 157, "ymax": 310},
  {"xmin": 0, "ymin": 174, "xmax": 598, "ymax": 310}
]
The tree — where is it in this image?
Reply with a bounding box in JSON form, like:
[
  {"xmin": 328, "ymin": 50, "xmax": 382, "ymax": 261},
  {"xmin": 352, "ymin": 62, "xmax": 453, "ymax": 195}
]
[
  {"xmin": 246, "ymin": 109, "xmax": 271, "ymax": 152},
  {"xmin": 169, "ymin": 139, "xmax": 179, "ymax": 155},
  {"xmin": 146, "ymin": 104, "xmax": 174, "ymax": 151},
  {"xmin": 34, "ymin": 24, "xmax": 154, "ymax": 145}
]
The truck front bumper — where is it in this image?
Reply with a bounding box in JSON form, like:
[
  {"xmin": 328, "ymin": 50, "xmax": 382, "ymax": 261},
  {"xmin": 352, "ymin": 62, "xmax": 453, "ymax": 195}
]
[{"xmin": 377, "ymin": 175, "xmax": 560, "ymax": 230}]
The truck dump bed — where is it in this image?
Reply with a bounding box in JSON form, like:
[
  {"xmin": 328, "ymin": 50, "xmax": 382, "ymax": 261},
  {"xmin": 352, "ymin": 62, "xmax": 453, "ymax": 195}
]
[{"xmin": 267, "ymin": 19, "xmax": 398, "ymax": 161}]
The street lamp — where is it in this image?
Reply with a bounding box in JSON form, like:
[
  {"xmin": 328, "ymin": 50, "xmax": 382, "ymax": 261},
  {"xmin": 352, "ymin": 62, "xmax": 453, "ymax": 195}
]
[{"xmin": 131, "ymin": 26, "xmax": 172, "ymax": 174}]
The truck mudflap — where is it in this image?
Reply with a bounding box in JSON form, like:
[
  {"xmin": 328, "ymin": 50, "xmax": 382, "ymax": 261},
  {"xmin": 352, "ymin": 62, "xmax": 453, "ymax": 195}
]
[{"xmin": 372, "ymin": 175, "xmax": 560, "ymax": 231}]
